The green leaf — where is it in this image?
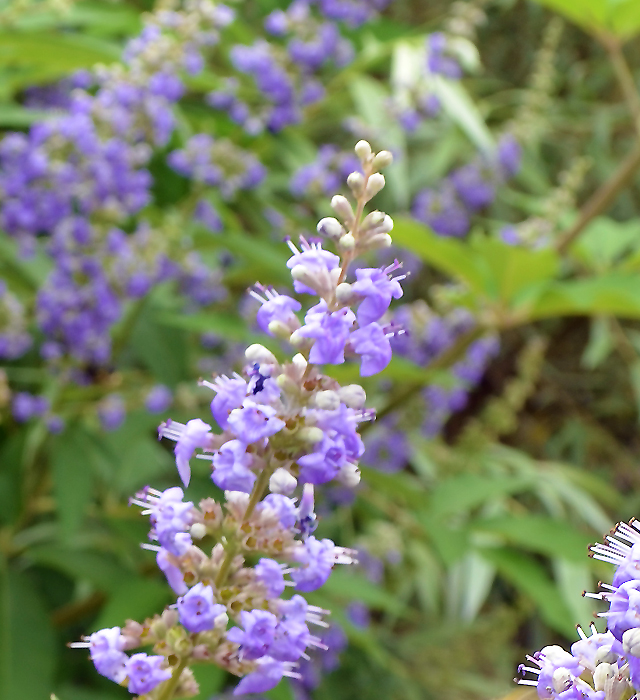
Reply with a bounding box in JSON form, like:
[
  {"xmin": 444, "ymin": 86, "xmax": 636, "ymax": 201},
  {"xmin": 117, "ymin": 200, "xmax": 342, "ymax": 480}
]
[
  {"xmin": 528, "ymin": 273, "xmax": 640, "ymax": 319},
  {"xmin": 51, "ymin": 424, "xmax": 95, "ymax": 537},
  {"xmin": 471, "ymin": 514, "xmax": 595, "ymax": 562},
  {"xmin": 479, "ymin": 547, "xmax": 576, "ymax": 635},
  {"xmin": 0, "ymin": 566, "xmax": 57, "ymax": 699},
  {"xmin": 574, "ymin": 217, "xmax": 640, "ymax": 271},
  {"xmin": 431, "ymin": 76, "xmax": 494, "ymax": 150},
  {"xmin": 321, "ymin": 568, "xmax": 409, "ymax": 617},
  {"xmin": 582, "ymin": 317, "xmax": 614, "ymax": 368},
  {"xmin": 427, "ymin": 473, "xmax": 536, "ymax": 519},
  {"xmin": 531, "ymin": 0, "xmax": 640, "ymax": 39}
]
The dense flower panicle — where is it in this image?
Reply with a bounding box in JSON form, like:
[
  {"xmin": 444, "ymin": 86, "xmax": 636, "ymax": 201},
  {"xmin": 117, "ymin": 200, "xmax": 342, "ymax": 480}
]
[{"xmin": 75, "ymin": 140, "xmax": 399, "ymax": 696}]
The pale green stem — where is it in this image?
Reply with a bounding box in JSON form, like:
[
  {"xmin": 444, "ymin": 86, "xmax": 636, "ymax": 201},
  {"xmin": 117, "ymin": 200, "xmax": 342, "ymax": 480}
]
[{"xmin": 157, "ymin": 657, "xmax": 188, "ymax": 700}]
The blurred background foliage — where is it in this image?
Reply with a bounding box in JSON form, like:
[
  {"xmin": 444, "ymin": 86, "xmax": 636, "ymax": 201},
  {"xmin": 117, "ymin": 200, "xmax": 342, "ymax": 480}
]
[{"xmin": 3, "ymin": 0, "xmax": 640, "ymax": 699}]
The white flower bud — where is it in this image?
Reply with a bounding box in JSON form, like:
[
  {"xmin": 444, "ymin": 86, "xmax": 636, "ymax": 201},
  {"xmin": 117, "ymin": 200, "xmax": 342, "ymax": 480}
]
[
  {"xmin": 190, "ymin": 522, "xmax": 207, "ymax": 539},
  {"xmin": 317, "ymin": 217, "xmax": 344, "ymax": 239},
  {"xmin": 298, "ymin": 426, "xmax": 324, "ymax": 444},
  {"xmin": 268, "ymin": 320, "xmax": 295, "ymax": 338},
  {"xmin": 623, "ymin": 628, "xmax": 640, "ymax": 657},
  {"xmin": 269, "ymin": 468, "xmax": 297, "ymax": 495},
  {"xmin": 551, "ymin": 668, "xmax": 572, "ymax": 694},
  {"xmin": 335, "ymin": 282, "xmax": 354, "ymax": 304},
  {"xmin": 289, "ymin": 330, "xmax": 310, "ymax": 348},
  {"xmin": 354, "ymin": 140, "xmax": 372, "ymax": 161},
  {"xmin": 331, "ymin": 194, "xmax": 355, "ymax": 223},
  {"xmin": 365, "ymin": 173, "xmax": 385, "ymax": 199},
  {"xmin": 277, "ymin": 374, "xmax": 298, "ymax": 393},
  {"xmin": 313, "ymin": 390, "xmax": 341, "ymax": 410},
  {"xmin": 292, "ymin": 353, "xmax": 308, "ymax": 373},
  {"xmin": 594, "ymin": 645, "xmax": 617, "ymax": 665},
  {"xmin": 372, "ymin": 150, "xmax": 393, "ymax": 170},
  {"xmin": 214, "ymin": 611, "xmax": 229, "ymax": 630},
  {"xmin": 245, "ymin": 344, "xmax": 277, "ymax": 365},
  {"xmin": 362, "ymin": 210, "xmax": 386, "ymax": 230},
  {"xmin": 338, "ymin": 233, "xmax": 356, "ymax": 250},
  {"xmin": 291, "ymin": 264, "xmax": 317, "ymax": 291},
  {"xmin": 594, "ymin": 663, "xmax": 615, "ymax": 691},
  {"xmin": 338, "ymin": 384, "xmax": 366, "ymax": 408},
  {"xmin": 337, "ymin": 463, "xmax": 361, "ymax": 487},
  {"xmin": 347, "ymin": 171, "xmax": 365, "ymax": 195},
  {"xmin": 367, "ymin": 233, "xmax": 393, "ymax": 249}
]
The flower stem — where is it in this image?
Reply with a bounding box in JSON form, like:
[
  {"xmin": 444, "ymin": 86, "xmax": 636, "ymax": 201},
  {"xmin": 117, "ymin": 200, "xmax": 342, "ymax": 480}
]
[{"xmin": 157, "ymin": 657, "xmax": 188, "ymax": 700}]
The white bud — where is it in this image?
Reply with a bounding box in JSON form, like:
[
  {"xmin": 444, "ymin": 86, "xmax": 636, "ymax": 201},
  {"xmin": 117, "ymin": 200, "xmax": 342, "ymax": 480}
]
[
  {"xmin": 594, "ymin": 663, "xmax": 615, "ymax": 691},
  {"xmin": 338, "ymin": 384, "xmax": 366, "ymax": 408},
  {"xmin": 317, "ymin": 217, "xmax": 344, "ymax": 239},
  {"xmin": 298, "ymin": 426, "xmax": 324, "ymax": 444},
  {"xmin": 292, "ymin": 353, "xmax": 308, "ymax": 373},
  {"xmin": 362, "ymin": 210, "xmax": 386, "ymax": 230},
  {"xmin": 268, "ymin": 319, "xmax": 294, "ymax": 338},
  {"xmin": 337, "ymin": 463, "xmax": 361, "ymax": 487},
  {"xmin": 367, "ymin": 233, "xmax": 392, "ymax": 249},
  {"xmin": 277, "ymin": 374, "xmax": 298, "ymax": 393},
  {"xmin": 291, "ymin": 264, "xmax": 317, "ymax": 291},
  {"xmin": 372, "ymin": 150, "xmax": 393, "ymax": 170},
  {"xmin": 269, "ymin": 468, "xmax": 297, "ymax": 495},
  {"xmin": 354, "ymin": 140, "xmax": 372, "ymax": 161},
  {"xmin": 551, "ymin": 668, "xmax": 572, "ymax": 694},
  {"xmin": 372, "ymin": 214, "xmax": 394, "ymax": 234},
  {"xmin": 347, "ymin": 171, "xmax": 365, "ymax": 195},
  {"xmin": 338, "ymin": 233, "xmax": 356, "ymax": 250},
  {"xmin": 623, "ymin": 628, "xmax": 640, "ymax": 657},
  {"xmin": 365, "ymin": 173, "xmax": 385, "ymax": 199},
  {"xmin": 214, "ymin": 611, "xmax": 229, "ymax": 630},
  {"xmin": 335, "ymin": 282, "xmax": 354, "ymax": 304},
  {"xmin": 594, "ymin": 645, "xmax": 617, "ymax": 665},
  {"xmin": 190, "ymin": 523, "xmax": 207, "ymax": 539},
  {"xmin": 289, "ymin": 330, "xmax": 309, "ymax": 348},
  {"xmin": 313, "ymin": 390, "xmax": 341, "ymax": 410},
  {"xmin": 245, "ymin": 344, "xmax": 277, "ymax": 365},
  {"xmin": 331, "ymin": 194, "xmax": 355, "ymax": 223}
]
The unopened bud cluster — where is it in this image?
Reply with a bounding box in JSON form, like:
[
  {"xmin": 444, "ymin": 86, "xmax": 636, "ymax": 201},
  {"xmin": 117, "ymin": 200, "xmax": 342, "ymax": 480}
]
[{"xmin": 72, "ymin": 141, "xmax": 405, "ymax": 698}]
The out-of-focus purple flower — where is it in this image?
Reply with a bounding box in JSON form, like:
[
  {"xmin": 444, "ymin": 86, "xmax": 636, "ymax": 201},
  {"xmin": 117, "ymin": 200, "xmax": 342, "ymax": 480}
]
[
  {"xmin": 145, "ymin": 385, "xmax": 172, "ymax": 413},
  {"xmin": 97, "ymin": 394, "xmax": 126, "ymax": 432},
  {"xmin": 412, "ymin": 185, "xmax": 470, "ymax": 238}
]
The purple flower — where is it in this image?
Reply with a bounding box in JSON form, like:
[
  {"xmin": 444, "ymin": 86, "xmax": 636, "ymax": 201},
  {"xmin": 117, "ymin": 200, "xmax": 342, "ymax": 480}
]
[
  {"xmin": 286, "ymin": 238, "xmax": 340, "ymax": 295},
  {"xmin": 251, "ymin": 287, "xmax": 301, "ymax": 335},
  {"xmin": 212, "ymin": 439, "xmax": 256, "ymax": 493},
  {"xmin": 227, "ymin": 400, "xmax": 285, "ymax": 444},
  {"xmin": 12, "ymin": 393, "xmax": 49, "ymax": 422},
  {"xmin": 606, "ymin": 579, "xmax": 640, "ymax": 641},
  {"xmin": 412, "ymin": 185, "xmax": 470, "ymax": 238},
  {"xmin": 269, "ymin": 618, "xmax": 312, "ymax": 661},
  {"xmin": 296, "ymin": 301, "xmax": 355, "ymax": 365},
  {"xmin": 156, "ymin": 548, "xmax": 187, "ymax": 595},
  {"xmin": 298, "ymin": 433, "xmax": 347, "ymax": 485},
  {"xmin": 195, "ymin": 199, "xmax": 223, "ymax": 233},
  {"xmin": 350, "ymin": 322, "xmax": 392, "ymax": 376},
  {"xmin": 144, "ymin": 486, "xmax": 194, "ymax": 555},
  {"xmin": 227, "ymin": 609, "xmax": 278, "ymax": 660},
  {"xmin": 351, "ymin": 263, "xmax": 404, "ymax": 325},
  {"xmin": 204, "ymin": 374, "xmax": 247, "ymax": 430},
  {"xmin": 87, "ymin": 627, "xmax": 128, "ymax": 682},
  {"xmin": 255, "ymin": 558, "xmax": 286, "ymax": 597},
  {"xmin": 262, "ymin": 494, "xmax": 298, "ymax": 529},
  {"xmin": 291, "ymin": 537, "xmax": 338, "ymax": 591},
  {"xmin": 124, "ymin": 653, "xmax": 172, "ymax": 695},
  {"xmin": 497, "ymin": 134, "xmax": 522, "ymax": 177},
  {"xmin": 450, "ymin": 164, "xmax": 496, "ymax": 211},
  {"xmin": 177, "ymin": 582, "xmax": 225, "ymax": 633},
  {"xmin": 159, "ymin": 418, "xmax": 214, "ymax": 486},
  {"xmin": 97, "ymin": 394, "xmax": 126, "ymax": 432},
  {"xmin": 233, "ymin": 657, "xmax": 286, "ymax": 695},
  {"xmin": 145, "ymin": 385, "xmax": 172, "ymax": 413}
]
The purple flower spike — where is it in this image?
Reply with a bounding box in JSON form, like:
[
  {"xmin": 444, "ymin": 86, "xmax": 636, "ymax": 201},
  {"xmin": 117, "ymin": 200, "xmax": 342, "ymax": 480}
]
[
  {"xmin": 350, "ymin": 322, "xmax": 392, "ymax": 376},
  {"xmin": 212, "ymin": 439, "xmax": 256, "ymax": 493},
  {"xmin": 124, "ymin": 653, "xmax": 172, "ymax": 695},
  {"xmin": 177, "ymin": 582, "xmax": 225, "ymax": 633}
]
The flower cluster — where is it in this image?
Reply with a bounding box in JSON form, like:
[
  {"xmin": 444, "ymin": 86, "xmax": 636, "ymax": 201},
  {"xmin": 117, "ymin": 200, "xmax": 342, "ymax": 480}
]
[
  {"xmin": 412, "ymin": 135, "xmax": 521, "ymax": 237},
  {"xmin": 73, "ymin": 141, "xmax": 402, "ymax": 697},
  {"xmin": 517, "ymin": 519, "xmax": 640, "ymax": 699},
  {"xmin": 207, "ymin": 0, "xmax": 388, "ymax": 134},
  {"xmin": 0, "ymin": 1, "xmax": 233, "ymax": 373}
]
